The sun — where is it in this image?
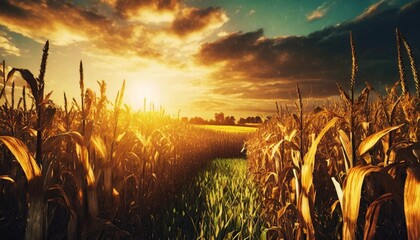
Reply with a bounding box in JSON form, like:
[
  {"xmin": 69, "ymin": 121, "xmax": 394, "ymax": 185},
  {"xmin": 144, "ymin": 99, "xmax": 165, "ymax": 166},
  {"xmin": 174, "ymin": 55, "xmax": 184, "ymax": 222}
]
[{"xmin": 126, "ymin": 81, "xmax": 162, "ymax": 111}]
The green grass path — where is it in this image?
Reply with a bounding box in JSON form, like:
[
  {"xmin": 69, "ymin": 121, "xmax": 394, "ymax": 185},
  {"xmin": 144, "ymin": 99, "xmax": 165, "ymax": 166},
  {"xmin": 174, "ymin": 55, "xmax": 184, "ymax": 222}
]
[{"xmin": 146, "ymin": 158, "xmax": 265, "ymax": 239}]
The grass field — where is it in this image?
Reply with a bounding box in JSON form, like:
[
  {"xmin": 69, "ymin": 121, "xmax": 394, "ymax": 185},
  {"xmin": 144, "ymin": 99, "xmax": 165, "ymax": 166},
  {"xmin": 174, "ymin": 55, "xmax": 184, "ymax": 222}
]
[
  {"xmin": 145, "ymin": 158, "xmax": 265, "ymax": 239},
  {"xmin": 194, "ymin": 124, "xmax": 258, "ymax": 133}
]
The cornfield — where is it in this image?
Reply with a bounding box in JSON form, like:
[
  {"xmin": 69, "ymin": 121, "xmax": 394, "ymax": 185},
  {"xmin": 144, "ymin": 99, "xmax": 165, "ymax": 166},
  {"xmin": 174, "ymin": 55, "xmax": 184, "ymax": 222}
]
[
  {"xmin": 246, "ymin": 30, "xmax": 419, "ymax": 239},
  {"xmin": 0, "ymin": 30, "xmax": 419, "ymax": 240},
  {"xmin": 0, "ymin": 41, "xmax": 250, "ymax": 239}
]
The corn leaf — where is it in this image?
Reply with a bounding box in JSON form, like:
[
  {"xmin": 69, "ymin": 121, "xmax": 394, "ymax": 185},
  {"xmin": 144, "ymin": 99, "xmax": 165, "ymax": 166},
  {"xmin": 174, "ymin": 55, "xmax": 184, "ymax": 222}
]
[
  {"xmin": 277, "ymin": 202, "xmax": 296, "ymax": 219},
  {"xmin": 337, "ymin": 83, "xmax": 351, "ymax": 107},
  {"xmin": 339, "ymin": 129, "xmax": 352, "ymax": 170},
  {"xmin": 47, "ymin": 185, "xmax": 77, "ymax": 239},
  {"xmin": 0, "ymin": 136, "xmax": 41, "ymax": 181},
  {"xmin": 331, "ymin": 177, "xmax": 343, "ymax": 210},
  {"xmin": 8, "ymin": 68, "xmax": 39, "ymax": 101},
  {"xmin": 404, "ymin": 166, "xmax": 420, "ymax": 240},
  {"xmin": 299, "ymin": 193, "xmax": 315, "ymax": 239},
  {"xmin": 304, "ymin": 117, "xmax": 339, "ymax": 167},
  {"xmin": 0, "ymin": 175, "xmax": 14, "ymax": 182},
  {"xmin": 363, "ymin": 193, "xmax": 392, "ymax": 240},
  {"xmin": 43, "ymin": 132, "xmax": 95, "ymax": 186},
  {"xmin": 90, "ymin": 135, "xmax": 108, "ymax": 160},
  {"xmin": 342, "ymin": 165, "xmax": 382, "ymax": 240},
  {"xmin": 354, "ymin": 86, "xmax": 370, "ymax": 114},
  {"xmin": 358, "ymin": 124, "xmax": 404, "ymax": 157}
]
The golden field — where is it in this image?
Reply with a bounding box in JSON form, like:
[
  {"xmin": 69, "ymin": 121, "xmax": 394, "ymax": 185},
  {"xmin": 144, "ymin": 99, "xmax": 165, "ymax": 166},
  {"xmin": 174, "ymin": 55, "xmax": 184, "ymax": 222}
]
[{"xmin": 0, "ymin": 30, "xmax": 419, "ymax": 240}]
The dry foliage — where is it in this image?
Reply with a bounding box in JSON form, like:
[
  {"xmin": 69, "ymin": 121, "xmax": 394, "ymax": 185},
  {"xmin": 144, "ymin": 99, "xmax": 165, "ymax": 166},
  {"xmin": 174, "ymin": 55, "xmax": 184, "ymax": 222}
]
[
  {"xmin": 247, "ymin": 30, "xmax": 420, "ymax": 239},
  {"xmin": 0, "ymin": 42, "xmax": 249, "ymax": 239}
]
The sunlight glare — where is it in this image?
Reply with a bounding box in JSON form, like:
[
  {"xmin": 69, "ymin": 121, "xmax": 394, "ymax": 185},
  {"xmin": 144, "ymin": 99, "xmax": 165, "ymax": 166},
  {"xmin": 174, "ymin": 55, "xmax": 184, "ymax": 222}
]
[{"xmin": 126, "ymin": 81, "xmax": 161, "ymax": 111}]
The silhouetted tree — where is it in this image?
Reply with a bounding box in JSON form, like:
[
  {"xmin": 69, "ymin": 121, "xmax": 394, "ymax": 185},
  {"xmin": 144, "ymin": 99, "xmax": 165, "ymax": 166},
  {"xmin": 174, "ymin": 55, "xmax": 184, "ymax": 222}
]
[
  {"xmin": 224, "ymin": 116, "xmax": 235, "ymax": 125},
  {"xmin": 214, "ymin": 112, "xmax": 224, "ymax": 124},
  {"xmin": 246, "ymin": 116, "xmax": 255, "ymax": 123},
  {"xmin": 238, "ymin": 118, "xmax": 246, "ymax": 125},
  {"xmin": 189, "ymin": 117, "xmax": 207, "ymax": 124}
]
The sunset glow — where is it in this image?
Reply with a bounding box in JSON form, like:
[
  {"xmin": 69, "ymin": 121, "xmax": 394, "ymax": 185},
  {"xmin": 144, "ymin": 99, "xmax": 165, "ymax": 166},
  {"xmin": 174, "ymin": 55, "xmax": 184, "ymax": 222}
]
[
  {"xmin": 0, "ymin": 0, "xmax": 419, "ymax": 118},
  {"xmin": 126, "ymin": 81, "xmax": 162, "ymax": 111},
  {"xmin": 1, "ymin": 1, "xmax": 419, "ymax": 239}
]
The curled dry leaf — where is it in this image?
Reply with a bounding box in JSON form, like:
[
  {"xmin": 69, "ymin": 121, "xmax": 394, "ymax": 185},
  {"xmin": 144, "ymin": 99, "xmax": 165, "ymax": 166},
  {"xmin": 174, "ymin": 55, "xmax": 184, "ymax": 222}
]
[
  {"xmin": 0, "ymin": 136, "xmax": 41, "ymax": 181},
  {"xmin": 358, "ymin": 124, "xmax": 404, "ymax": 157}
]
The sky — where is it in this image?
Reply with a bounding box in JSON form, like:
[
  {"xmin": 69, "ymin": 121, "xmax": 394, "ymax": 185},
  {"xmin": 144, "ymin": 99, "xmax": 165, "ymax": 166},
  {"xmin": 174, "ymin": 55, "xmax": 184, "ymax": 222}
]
[{"xmin": 0, "ymin": 0, "xmax": 419, "ymax": 119}]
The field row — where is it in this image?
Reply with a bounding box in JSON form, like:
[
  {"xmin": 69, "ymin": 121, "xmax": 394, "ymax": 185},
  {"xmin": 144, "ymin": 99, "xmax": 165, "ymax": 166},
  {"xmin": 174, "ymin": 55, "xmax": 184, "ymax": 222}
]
[
  {"xmin": 0, "ymin": 43, "xmax": 251, "ymax": 239},
  {"xmin": 145, "ymin": 159, "xmax": 264, "ymax": 239}
]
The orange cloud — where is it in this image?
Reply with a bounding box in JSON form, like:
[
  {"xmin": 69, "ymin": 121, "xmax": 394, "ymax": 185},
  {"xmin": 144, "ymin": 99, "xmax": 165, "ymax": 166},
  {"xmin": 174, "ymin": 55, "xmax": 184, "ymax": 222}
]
[
  {"xmin": 0, "ymin": 1, "xmax": 118, "ymax": 45},
  {"xmin": 306, "ymin": 2, "xmax": 331, "ymax": 22},
  {"xmin": 102, "ymin": 0, "xmax": 179, "ymax": 19},
  {"xmin": 0, "ymin": 0, "xmax": 227, "ymax": 61}
]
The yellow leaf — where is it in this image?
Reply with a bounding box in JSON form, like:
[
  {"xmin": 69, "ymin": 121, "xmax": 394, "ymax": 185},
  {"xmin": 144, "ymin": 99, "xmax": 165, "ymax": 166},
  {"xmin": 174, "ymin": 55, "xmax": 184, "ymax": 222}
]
[
  {"xmin": 357, "ymin": 124, "xmax": 404, "ymax": 157},
  {"xmin": 0, "ymin": 136, "xmax": 41, "ymax": 181},
  {"xmin": 0, "ymin": 175, "xmax": 14, "ymax": 182},
  {"xmin": 342, "ymin": 165, "xmax": 382, "ymax": 240},
  {"xmin": 304, "ymin": 117, "xmax": 339, "ymax": 169},
  {"xmin": 43, "ymin": 132, "xmax": 95, "ymax": 186},
  {"xmin": 302, "ymin": 117, "xmax": 339, "ymax": 191},
  {"xmin": 90, "ymin": 135, "xmax": 108, "ymax": 160},
  {"xmin": 404, "ymin": 166, "xmax": 420, "ymax": 240},
  {"xmin": 338, "ymin": 129, "xmax": 352, "ymax": 170}
]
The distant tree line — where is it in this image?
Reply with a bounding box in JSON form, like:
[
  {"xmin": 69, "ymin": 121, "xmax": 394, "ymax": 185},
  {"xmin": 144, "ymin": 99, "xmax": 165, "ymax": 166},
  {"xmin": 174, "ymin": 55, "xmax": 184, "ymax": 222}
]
[{"xmin": 182, "ymin": 112, "xmax": 265, "ymax": 125}]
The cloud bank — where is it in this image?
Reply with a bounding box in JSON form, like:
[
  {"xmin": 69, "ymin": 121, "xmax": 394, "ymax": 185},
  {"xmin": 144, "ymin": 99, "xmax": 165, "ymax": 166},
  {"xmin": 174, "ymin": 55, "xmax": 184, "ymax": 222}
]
[{"xmin": 195, "ymin": 1, "xmax": 420, "ymax": 103}]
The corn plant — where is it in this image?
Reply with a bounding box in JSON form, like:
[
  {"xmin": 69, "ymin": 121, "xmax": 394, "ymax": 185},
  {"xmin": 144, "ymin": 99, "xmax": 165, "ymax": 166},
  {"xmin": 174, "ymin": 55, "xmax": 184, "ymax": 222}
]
[
  {"xmin": 247, "ymin": 31, "xmax": 420, "ymax": 240},
  {"xmin": 1, "ymin": 42, "xmax": 252, "ymax": 239}
]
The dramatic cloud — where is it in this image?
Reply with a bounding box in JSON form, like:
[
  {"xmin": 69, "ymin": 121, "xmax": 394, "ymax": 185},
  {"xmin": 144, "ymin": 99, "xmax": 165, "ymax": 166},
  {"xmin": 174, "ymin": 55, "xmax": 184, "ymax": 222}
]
[
  {"xmin": 170, "ymin": 7, "xmax": 228, "ymax": 37},
  {"xmin": 0, "ymin": 0, "xmax": 137, "ymax": 48},
  {"xmin": 0, "ymin": 0, "xmax": 227, "ymax": 60},
  {"xmin": 196, "ymin": 1, "xmax": 420, "ymax": 101},
  {"xmin": 101, "ymin": 0, "xmax": 180, "ymax": 23},
  {"xmin": 103, "ymin": 0, "xmax": 179, "ymax": 17},
  {"xmin": 306, "ymin": 2, "xmax": 331, "ymax": 22},
  {"xmin": 0, "ymin": 32, "xmax": 20, "ymax": 56}
]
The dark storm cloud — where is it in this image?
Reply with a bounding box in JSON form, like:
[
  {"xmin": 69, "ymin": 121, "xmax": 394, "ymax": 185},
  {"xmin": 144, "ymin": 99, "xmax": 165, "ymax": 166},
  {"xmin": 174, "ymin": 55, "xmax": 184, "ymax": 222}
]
[
  {"xmin": 171, "ymin": 7, "xmax": 227, "ymax": 37},
  {"xmin": 199, "ymin": 29, "xmax": 265, "ymax": 63},
  {"xmin": 196, "ymin": 1, "xmax": 420, "ymax": 100}
]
